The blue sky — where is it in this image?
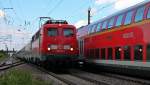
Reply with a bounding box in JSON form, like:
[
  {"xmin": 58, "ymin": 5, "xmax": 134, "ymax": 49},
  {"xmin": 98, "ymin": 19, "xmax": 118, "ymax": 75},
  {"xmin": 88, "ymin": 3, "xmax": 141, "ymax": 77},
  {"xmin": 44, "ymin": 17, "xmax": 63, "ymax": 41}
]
[{"xmin": 0, "ymin": 0, "xmax": 147, "ymax": 50}]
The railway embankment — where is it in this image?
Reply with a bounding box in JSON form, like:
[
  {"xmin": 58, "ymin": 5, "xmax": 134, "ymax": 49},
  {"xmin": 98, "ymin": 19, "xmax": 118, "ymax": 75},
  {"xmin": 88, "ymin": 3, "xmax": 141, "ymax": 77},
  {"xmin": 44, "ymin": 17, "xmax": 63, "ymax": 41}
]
[{"xmin": 0, "ymin": 68, "xmax": 51, "ymax": 85}]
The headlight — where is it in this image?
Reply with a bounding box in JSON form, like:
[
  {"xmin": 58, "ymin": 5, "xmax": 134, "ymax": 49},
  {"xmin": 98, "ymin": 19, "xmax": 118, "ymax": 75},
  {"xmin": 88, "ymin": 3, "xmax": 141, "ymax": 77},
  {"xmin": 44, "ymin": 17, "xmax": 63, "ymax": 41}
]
[
  {"xmin": 48, "ymin": 47, "xmax": 51, "ymax": 51},
  {"xmin": 70, "ymin": 48, "xmax": 73, "ymax": 51},
  {"xmin": 139, "ymin": 48, "xmax": 142, "ymax": 52}
]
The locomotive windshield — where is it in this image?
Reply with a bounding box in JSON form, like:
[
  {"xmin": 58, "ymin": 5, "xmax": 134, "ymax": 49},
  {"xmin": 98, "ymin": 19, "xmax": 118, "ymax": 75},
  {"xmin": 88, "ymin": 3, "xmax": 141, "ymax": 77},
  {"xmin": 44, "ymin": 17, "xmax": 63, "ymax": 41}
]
[
  {"xmin": 48, "ymin": 28, "xmax": 58, "ymax": 36},
  {"xmin": 63, "ymin": 28, "xmax": 74, "ymax": 37}
]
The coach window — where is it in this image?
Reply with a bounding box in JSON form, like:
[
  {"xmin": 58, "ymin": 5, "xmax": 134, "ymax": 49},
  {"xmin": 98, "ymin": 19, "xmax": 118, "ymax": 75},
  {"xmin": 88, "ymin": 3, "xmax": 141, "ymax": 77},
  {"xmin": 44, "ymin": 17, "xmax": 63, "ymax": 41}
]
[
  {"xmin": 95, "ymin": 48, "xmax": 100, "ymax": 59},
  {"xmin": 134, "ymin": 45, "xmax": 143, "ymax": 60},
  {"xmin": 108, "ymin": 18, "xmax": 114, "ymax": 29},
  {"xmin": 88, "ymin": 26, "xmax": 91, "ymax": 34},
  {"xmin": 115, "ymin": 14, "xmax": 124, "ymax": 27},
  {"xmin": 86, "ymin": 49, "xmax": 90, "ymax": 58},
  {"xmin": 90, "ymin": 49, "xmax": 94, "ymax": 59},
  {"xmin": 48, "ymin": 28, "xmax": 58, "ymax": 36},
  {"xmin": 147, "ymin": 44, "xmax": 150, "ymax": 60},
  {"xmin": 124, "ymin": 46, "xmax": 131, "ymax": 60},
  {"xmin": 91, "ymin": 25, "xmax": 96, "ymax": 33},
  {"xmin": 124, "ymin": 10, "xmax": 134, "ymax": 25},
  {"xmin": 102, "ymin": 21, "xmax": 108, "ymax": 30},
  {"xmin": 115, "ymin": 47, "xmax": 121, "ymax": 60},
  {"xmin": 96, "ymin": 23, "xmax": 101, "ymax": 32},
  {"xmin": 87, "ymin": 49, "xmax": 90, "ymax": 58},
  {"xmin": 135, "ymin": 6, "xmax": 145, "ymax": 22},
  {"xmin": 63, "ymin": 28, "xmax": 74, "ymax": 37},
  {"xmin": 108, "ymin": 48, "xmax": 113, "ymax": 60},
  {"xmin": 88, "ymin": 26, "xmax": 93, "ymax": 34},
  {"xmin": 101, "ymin": 48, "xmax": 106, "ymax": 59},
  {"xmin": 147, "ymin": 8, "xmax": 150, "ymax": 19},
  {"xmin": 89, "ymin": 26, "xmax": 93, "ymax": 34},
  {"xmin": 89, "ymin": 49, "xmax": 91, "ymax": 58},
  {"xmin": 89, "ymin": 26, "xmax": 93, "ymax": 33}
]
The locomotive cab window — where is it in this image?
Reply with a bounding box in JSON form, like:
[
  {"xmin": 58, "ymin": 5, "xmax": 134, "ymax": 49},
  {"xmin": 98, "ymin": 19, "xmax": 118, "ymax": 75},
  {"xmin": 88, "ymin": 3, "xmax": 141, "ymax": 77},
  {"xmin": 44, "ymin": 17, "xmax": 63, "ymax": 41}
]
[
  {"xmin": 63, "ymin": 28, "xmax": 74, "ymax": 37},
  {"xmin": 48, "ymin": 28, "xmax": 58, "ymax": 36},
  {"xmin": 135, "ymin": 6, "xmax": 145, "ymax": 22},
  {"xmin": 134, "ymin": 45, "xmax": 143, "ymax": 60}
]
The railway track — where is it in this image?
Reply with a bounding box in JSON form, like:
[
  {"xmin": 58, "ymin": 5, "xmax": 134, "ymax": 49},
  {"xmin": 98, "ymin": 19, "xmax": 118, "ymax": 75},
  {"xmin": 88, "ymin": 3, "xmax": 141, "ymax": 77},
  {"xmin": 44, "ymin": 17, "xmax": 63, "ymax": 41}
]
[
  {"xmin": 0, "ymin": 61, "xmax": 21, "ymax": 67},
  {"xmin": 0, "ymin": 61, "xmax": 24, "ymax": 71},
  {"xmin": 31, "ymin": 64, "xmax": 150, "ymax": 85},
  {"xmin": 1, "ymin": 59, "xmax": 149, "ymax": 85},
  {"xmin": 71, "ymin": 69, "xmax": 150, "ymax": 85},
  {"xmin": 32, "ymin": 64, "xmax": 97, "ymax": 85},
  {"xmin": 99, "ymin": 72, "xmax": 150, "ymax": 85}
]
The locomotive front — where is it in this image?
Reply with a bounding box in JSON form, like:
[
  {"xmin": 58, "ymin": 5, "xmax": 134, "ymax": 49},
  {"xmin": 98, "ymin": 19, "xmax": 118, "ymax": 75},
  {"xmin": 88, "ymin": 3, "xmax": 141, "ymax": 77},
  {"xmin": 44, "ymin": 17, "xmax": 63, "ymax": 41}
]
[{"xmin": 41, "ymin": 20, "xmax": 80, "ymax": 66}]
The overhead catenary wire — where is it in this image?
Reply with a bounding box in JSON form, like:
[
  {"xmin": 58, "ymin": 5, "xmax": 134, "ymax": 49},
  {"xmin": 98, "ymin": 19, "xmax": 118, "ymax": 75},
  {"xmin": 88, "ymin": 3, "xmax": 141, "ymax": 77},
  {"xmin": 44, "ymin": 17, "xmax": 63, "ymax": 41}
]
[
  {"xmin": 8, "ymin": 0, "xmax": 23, "ymax": 23},
  {"xmin": 47, "ymin": 0, "xmax": 63, "ymax": 15},
  {"xmin": 64, "ymin": 0, "xmax": 116, "ymax": 24},
  {"xmin": 41, "ymin": 0, "xmax": 53, "ymax": 12},
  {"xmin": 65, "ymin": 1, "xmax": 90, "ymax": 20},
  {"xmin": 96, "ymin": 0, "xmax": 122, "ymax": 14},
  {"xmin": 67, "ymin": 0, "xmax": 122, "ymax": 21},
  {"xmin": 28, "ymin": 0, "xmax": 61, "ymax": 31}
]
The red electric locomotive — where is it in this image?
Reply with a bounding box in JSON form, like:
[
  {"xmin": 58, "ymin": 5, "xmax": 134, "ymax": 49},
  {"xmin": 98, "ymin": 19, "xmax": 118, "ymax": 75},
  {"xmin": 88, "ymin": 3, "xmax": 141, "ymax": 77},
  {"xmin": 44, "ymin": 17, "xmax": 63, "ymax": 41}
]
[
  {"xmin": 17, "ymin": 20, "xmax": 81, "ymax": 67},
  {"xmin": 77, "ymin": 1, "xmax": 150, "ymax": 77}
]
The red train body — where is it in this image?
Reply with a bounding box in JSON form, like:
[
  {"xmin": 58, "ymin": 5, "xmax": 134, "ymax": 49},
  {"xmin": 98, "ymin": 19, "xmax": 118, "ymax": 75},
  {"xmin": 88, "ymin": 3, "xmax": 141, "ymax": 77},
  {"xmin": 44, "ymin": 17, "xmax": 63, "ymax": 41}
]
[
  {"xmin": 77, "ymin": 1, "xmax": 150, "ymax": 77},
  {"xmin": 17, "ymin": 20, "xmax": 81, "ymax": 66}
]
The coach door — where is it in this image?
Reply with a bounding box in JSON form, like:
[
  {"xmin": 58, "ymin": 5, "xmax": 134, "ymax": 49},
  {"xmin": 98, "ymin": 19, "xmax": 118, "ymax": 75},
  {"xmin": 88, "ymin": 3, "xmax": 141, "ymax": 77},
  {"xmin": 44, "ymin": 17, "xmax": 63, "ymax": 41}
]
[{"xmin": 79, "ymin": 39, "xmax": 84, "ymax": 57}]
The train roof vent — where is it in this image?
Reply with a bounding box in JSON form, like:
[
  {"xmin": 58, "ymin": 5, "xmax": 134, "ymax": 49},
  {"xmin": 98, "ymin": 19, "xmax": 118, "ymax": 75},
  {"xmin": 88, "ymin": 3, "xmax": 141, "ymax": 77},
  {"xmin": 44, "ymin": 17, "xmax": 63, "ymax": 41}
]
[{"xmin": 44, "ymin": 20, "xmax": 68, "ymax": 24}]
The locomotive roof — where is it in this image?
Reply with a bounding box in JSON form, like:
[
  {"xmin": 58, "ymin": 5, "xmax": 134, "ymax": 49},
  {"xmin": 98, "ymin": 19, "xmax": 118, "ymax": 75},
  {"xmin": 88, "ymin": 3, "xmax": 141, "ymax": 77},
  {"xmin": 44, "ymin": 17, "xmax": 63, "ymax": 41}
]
[
  {"xmin": 44, "ymin": 20, "xmax": 68, "ymax": 24},
  {"xmin": 78, "ymin": 1, "xmax": 149, "ymax": 30}
]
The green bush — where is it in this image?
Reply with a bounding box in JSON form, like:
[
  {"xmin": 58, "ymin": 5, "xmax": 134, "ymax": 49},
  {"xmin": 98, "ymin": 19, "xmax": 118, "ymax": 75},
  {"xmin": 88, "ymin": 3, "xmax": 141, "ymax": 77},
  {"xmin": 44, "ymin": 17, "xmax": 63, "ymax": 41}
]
[{"xmin": 0, "ymin": 52, "xmax": 6, "ymax": 61}]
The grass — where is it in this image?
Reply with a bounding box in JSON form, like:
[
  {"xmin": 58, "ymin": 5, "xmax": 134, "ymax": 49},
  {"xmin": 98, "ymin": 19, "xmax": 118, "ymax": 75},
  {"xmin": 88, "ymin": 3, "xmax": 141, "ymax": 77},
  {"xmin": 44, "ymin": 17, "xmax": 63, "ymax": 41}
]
[{"xmin": 0, "ymin": 69, "xmax": 52, "ymax": 85}]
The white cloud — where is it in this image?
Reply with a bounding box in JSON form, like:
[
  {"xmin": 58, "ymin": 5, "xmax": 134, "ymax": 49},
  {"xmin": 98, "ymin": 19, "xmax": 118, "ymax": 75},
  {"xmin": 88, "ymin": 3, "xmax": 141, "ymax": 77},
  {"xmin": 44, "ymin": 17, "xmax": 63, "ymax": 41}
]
[
  {"xmin": 0, "ymin": 25, "xmax": 32, "ymax": 50},
  {"xmin": 91, "ymin": 8, "xmax": 98, "ymax": 16},
  {"xmin": 0, "ymin": 10, "xmax": 5, "ymax": 18},
  {"xmin": 95, "ymin": 0, "xmax": 116, "ymax": 5},
  {"xmin": 115, "ymin": 0, "xmax": 145, "ymax": 10},
  {"xmin": 74, "ymin": 20, "xmax": 87, "ymax": 28}
]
